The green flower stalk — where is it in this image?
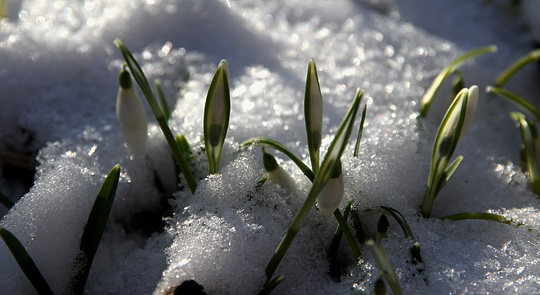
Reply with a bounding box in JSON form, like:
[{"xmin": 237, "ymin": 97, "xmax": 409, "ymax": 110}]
[
  {"xmin": 494, "ymin": 48, "xmax": 540, "ymax": 88},
  {"xmin": 262, "ymin": 148, "xmax": 296, "ymax": 193},
  {"xmin": 421, "ymin": 86, "xmax": 478, "ymax": 218},
  {"xmin": 204, "ymin": 60, "xmax": 231, "ymax": 174},
  {"xmin": 305, "ymin": 59, "xmax": 323, "ymax": 173},
  {"xmin": 116, "ymin": 65, "xmax": 148, "ymax": 157},
  {"xmin": 316, "ymin": 160, "xmax": 344, "ymax": 217}
]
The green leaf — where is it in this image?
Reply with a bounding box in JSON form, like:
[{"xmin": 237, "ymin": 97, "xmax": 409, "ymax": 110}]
[
  {"xmin": 366, "ymin": 239, "xmax": 403, "ymax": 295},
  {"xmin": 434, "ymin": 155, "xmax": 464, "ymax": 197},
  {"xmin": 0, "ymin": 191, "xmax": 14, "ymax": 209},
  {"xmin": 155, "ymin": 79, "xmax": 172, "ymax": 121},
  {"xmin": 115, "ymin": 39, "xmax": 197, "ymax": 194},
  {"xmin": 354, "ymin": 104, "xmax": 367, "ymax": 158},
  {"xmin": 422, "ymin": 88, "xmax": 469, "ymax": 218},
  {"xmin": 204, "ymin": 60, "xmax": 231, "ymax": 174},
  {"xmin": 420, "ymin": 45, "xmax": 497, "ymax": 117},
  {"xmin": 176, "ymin": 133, "xmax": 192, "ymax": 167},
  {"xmin": 305, "ymin": 59, "xmax": 323, "ymax": 174},
  {"xmin": 240, "ymin": 137, "xmax": 315, "ymax": 182},
  {"xmin": 72, "ymin": 164, "xmax": 121, "ymax": 294},
  {"xmin": 486, "ymin": 86, "xmax": 540, "ymax": 122},
  {"xmin": 264, "ymin": 88, "xmax": 363, "ymax": 282},
  {"xmin": 442, "ymin": 212, "xmax": 517, "ymax": 226},
  {"xmin": 333, "ymin": 208, "xmax": 361, "ymax": 259},
  {"xmin": 0, "ymin": 227, "xmax": 54, "ymax": 295},
  {"xmin": 494, "ymin": 48, "xmax": 540, "ymax": 87},
  {"xmin": 510, "ymin": 112, "xmax": 540, "ymax": 195},
  {"xmin": 328, "ymin": 200, "xmax": 353, "ymax": 260},
  {"xmin": 258, "ymin": 275, "xmax": 284, "ymax": 295}
]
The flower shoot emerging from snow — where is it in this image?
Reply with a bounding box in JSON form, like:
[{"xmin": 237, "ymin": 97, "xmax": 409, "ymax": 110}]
[
  {"xmin": 204, "ymin": 59, "xmax": 231, "ymax": 174},
  {"xmin": 511, "ymin": 112, "xmax": 540, "ymax": 195},
  {"xmin": 421, "ymin": 86, "xmax": 478, "ymax": 218},
  {"xmin": 116, "ymin": 65, "xmax": 148, "ymax": 158},
  {"xmin": 305, "ymin": 59, "xmax": 323, "ymax": 174}
]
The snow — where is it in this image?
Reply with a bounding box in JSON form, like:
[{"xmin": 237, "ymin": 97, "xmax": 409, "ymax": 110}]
[{"xmin": 1, "ymin": 0, "xmax": 540, "ymax": 294}]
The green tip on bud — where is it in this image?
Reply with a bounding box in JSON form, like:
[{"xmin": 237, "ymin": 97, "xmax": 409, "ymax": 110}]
[
  {"xmin": 331, "ymin": 160, "xmax": 342, "ymax": 179},
  {"xmin": 263, "ymin": 149, "xmax": 279, "ymax": 172},
  {"xmin": 118, "ymin": 64, "xmax": 132, "ymax": 89},
  {"xmin": 410, "ymin": 241, "xmax": 423, "ymax": 264},
  {"xmin": 374, "ymin": 277, "xmax": 388, "ymax": 295},
  {"xmin": 377, "ymin": 215, "xmax": 390, "ymax": 234}
]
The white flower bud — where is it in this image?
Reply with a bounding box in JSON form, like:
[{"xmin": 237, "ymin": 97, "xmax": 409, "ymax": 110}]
[
  {"xmin": 460, "ymin": 85, "xmax": 478, "ymax": 138},
  {"xmin": 263, "ymin": 150, "xmax": 296, "ymax": 193},
  {"xmin": 316, "ymin": 161, "xmax": 344, "ymax": 217},
  {"xmin": 116, "ymin": 67, "xmax": 148, "ymax": 157}
]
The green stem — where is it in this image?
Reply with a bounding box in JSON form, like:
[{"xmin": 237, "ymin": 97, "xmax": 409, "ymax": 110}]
[
  {"xmin": 241, "ymin": 137, "xmax": 315, "ymax": 182},
  {"xmin": 495, "ymin": 48, "xmax": 540, "ymax": 87}
]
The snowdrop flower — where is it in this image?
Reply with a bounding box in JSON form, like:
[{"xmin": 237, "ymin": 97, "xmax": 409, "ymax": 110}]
[
  {"xmin": 204, "ymin": 59, "xmax": 230, "ymax": 174},
  {"xmin": 116, "ymin": 65, "xmax": 148, "ymax": 157},
  {"xmin": 263, "ymin": 149, "xmax": 296, "ymax": 193},
  {"xmin": 317, "ymin": 160, "xmax": 344, "ymax": 217}
]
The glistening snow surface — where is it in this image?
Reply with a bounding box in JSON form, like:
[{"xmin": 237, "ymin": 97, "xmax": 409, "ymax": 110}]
[{"xmin": 1, "ymin": 0, "xmax": 540, "ymax": 294}]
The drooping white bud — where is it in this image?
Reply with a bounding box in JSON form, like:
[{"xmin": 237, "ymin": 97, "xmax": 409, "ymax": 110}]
[
  {"xmin": 263, "ymin": 150, "xmax": 296, "ymax": 193},
  {"xmin": 116, "ymin": 66, "xmax": 148, "ymax": 157},
  {"xmin": 316, "ymin": 160, "xmax": 344, "ymax": 217}
]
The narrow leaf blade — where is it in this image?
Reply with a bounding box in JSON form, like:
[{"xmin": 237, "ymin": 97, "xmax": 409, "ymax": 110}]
[
  {"xmin": 420, "ymin": 45, "xmax": 496, "ymax": 117},
  {"xmin": 367, "ymin": 239, "xmax": 403, "ymax": 295},
  {"xmin": 73, "ymin": 164, "xmax": 121, "ymax": 294},
  {"xmin": 442, "ymin": 212, "xmax": 517, "ymax": 226},
  {"xmin": 486, "ymin": 86, "xmax": 540, "ymax": 122},
  {"xmin": 0, "ymin": 227, "xmax": 54, "ymax": 295}
]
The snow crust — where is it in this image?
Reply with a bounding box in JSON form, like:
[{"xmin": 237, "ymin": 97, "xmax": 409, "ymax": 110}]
[{"xmin": 1, "ymin": 0, "xmax": 540, "ymax": 294}]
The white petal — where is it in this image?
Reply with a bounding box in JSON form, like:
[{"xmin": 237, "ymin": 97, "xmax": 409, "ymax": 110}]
[
  {"xmin": 267, "ymin": 167, "xmax": 297, "ymax": 194},
  {"xmin": 116, "ymin": 87, "xmax": 148, "ymax": 157},
  {"xmin": 461, "ymin": 85, "xmax": 478, "ymax": 137},
  {"xmin": 316, "ymin": 175, "xmax": 344, "ymax": 217}
]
